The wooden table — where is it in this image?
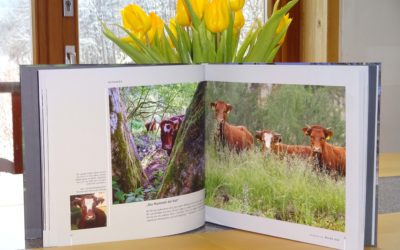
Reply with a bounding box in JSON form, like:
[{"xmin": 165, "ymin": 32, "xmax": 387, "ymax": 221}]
[
  {"xmin": 32, "ymin": 154, "xmax": 400, "ymax": 250},
  {"xmin": 32, "ymin": 213, "xmax": 400, "ymax": 250}
]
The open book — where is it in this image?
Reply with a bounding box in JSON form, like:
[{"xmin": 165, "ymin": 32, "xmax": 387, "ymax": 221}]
[{"xmin": 21, "ymin": 64, "xmax": 380, "ymax": 250}]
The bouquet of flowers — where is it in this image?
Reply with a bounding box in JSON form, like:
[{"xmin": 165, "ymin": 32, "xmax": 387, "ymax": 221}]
[{"xmin": 102, "ymin": 0, "xmax": 298, "ymax": 64}]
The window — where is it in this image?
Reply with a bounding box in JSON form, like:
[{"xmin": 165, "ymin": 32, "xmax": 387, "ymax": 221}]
[
  {"xmin": 0, "ymin": 0, "xmax": 32, "ymax": 174},
  {"xmin": 0, "ymin": 0, "xmax": 32, "ymax": 81},
  {"xmin": 0, "ymin": 2, "xmax": 31, "ymax": 248}
]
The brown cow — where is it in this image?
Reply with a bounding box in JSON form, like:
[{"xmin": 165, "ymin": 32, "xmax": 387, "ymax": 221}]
[
  {"xmin": 302, "ymin": 125, "xmax": 346, "ymax": 176},
  {"xmin": 72, "ymin": 194, "xmax": 106, "ymax": 229},
  {"xmin": 160, "ymin": 115, "xmax": 185, "ymax": 155},
  {"xmin": 255, "ymin": 130, "xmax": 312, "ymax": 159},
  {"xmin": 145, "ymin": 120, "xmax": 158, "ymax": 132},
  {"xmin": 210, "ymin": 101, "xmax": 253, "ymax": 152}
]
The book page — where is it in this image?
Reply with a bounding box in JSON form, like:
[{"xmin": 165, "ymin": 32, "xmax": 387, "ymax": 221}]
[
  {"xmin": 38, "ymin": 65, "xmax": 206, "ymax": 246},
  {"xmin": 204, "ymin": 64, "xmax": 370, "ymax": 250}
]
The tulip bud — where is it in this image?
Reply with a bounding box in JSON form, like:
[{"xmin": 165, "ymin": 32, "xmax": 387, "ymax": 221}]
[
  {"xmin": 276, "ymin": 14, "xmax": 292, "ymax": 45},
  {"xmin": 190, "ymin": 0, "xmax": 208, "ymax": 20},
  {"xmin": 233, "ymin": 10, "xmax": 245, "ymax": 33},
  {"xmin": 204, "ymin": 0, "xmax": 230, "ymax": 33},
  {"xmin": 176, "ymin": 0, "xmax": 191, "ymax": 26},
  {"xmin": 121, "ymin": 4, "xmax": 152, "ymax": 34},
  {"xmin": 229, "ymin": 0, "xmax": 245, "ymax": 11},
  {"xmin": 147, "ymin": 12, "xmax": 165, "ymax": 44}
]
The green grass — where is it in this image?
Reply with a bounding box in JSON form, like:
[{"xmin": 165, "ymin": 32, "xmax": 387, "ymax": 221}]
[{"xmin": 205, "ymin": 146, "xmax": 345, "ymax": 232}]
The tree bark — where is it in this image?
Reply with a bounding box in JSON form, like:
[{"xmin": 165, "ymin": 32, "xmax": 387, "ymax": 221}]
[
  {"xmin": 109, "ymin": 88, "xmax": 146, "ymax": 195},
  {"xmin": 157, "ymin": 82, "xmax": 205, "ymax": 198}
]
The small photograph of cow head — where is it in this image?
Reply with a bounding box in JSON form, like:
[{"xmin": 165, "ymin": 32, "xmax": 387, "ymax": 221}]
[
  {"xmin": 70, "ymin": 193, "xmax": 107, "ymax": 230},
  {"xmin": 108, "ymin": 82, "xmax": 203, "ymax": 204}
]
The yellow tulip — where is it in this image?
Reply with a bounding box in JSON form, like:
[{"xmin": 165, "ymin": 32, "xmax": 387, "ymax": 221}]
[
  {"xmin": 190, "ymin": 0, "xmax": 208, "ymax": 20},
  {"xmin": 204, "ymin": 0, "xmax": 230, "ymax": 33},
  {"xmin": 121, "ymin": 4, "xmax": 152, "ymax": 34},
  {"xmin": 233, "ymin": 10, "xmax": 245, "ymax": 33},
  {"xmin": 176, "ymin": 0, "xmax": 191, "ymax": 26},
  {"xmin": 229, "ymin": 0, "xmax": 245, "ymax": 11},
  {"xmin": 169, "ymin": 18, "xmax": 177, "ymax": 38},
  {"xmin": 276, "ymin": 13, "xmax": 292, "ymax": 45},
  {"xmin": 147, "ymin": 12, "xmax": 165, "ymax": 44}
]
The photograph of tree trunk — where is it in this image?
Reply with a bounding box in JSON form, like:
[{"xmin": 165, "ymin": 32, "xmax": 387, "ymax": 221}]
[
  {"xmin": 108, "ymin": 82, "xmax": 205, "ymax": 204},
  {"xmin": 205, "ymin": 82, "xmax": 346, "ymax": 232}
]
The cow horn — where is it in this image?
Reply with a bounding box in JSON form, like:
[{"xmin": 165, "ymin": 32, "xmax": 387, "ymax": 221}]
[{"xmin": 306, "ymin": 124, "xmax": 311, "ymax": 129}]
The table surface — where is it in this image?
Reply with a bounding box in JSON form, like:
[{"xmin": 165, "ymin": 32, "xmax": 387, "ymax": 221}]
[
  {"xmin": 32, "ymin": 154, "xmax": 400, "ymax": 250},
  {"xmin": 379, "ymin": 153, "xmax": 400, "ymax": 177}
]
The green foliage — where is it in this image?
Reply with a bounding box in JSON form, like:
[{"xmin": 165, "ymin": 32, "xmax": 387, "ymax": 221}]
[
  {"xmin": 125, "ymin": 187, "xmax": 145, "ymax": 203},
  {"xmin": 206, "ymin": 82, "xmax": 345, "ymax": 147},
  {"xmin": 205, "ymin": 146, "xmax": 345, "ymax": 232},
  {"xmin": 144, "ymin": 170, "xmax": 165, "ymax": 200},
  {"xmin": 112, "ymin": 177, "xmax": 145, "ymax": 203},
  {"xmin": 121, "ymin": 83, "xmax": 198, "ymax": 126}
]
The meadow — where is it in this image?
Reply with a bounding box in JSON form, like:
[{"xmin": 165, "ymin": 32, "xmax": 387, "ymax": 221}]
[{"xmin": 205, "ymin": 145, "xmax": 345, "ymax": 232}]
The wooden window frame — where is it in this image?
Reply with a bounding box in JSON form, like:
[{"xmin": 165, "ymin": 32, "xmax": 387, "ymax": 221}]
[
  {"xmin": 270, "ymin": 0, "xmax": 339, "ymax": 63},
  {"xmin": 32, "ymin": 0, "xmax": 79, "ymax": 64}
]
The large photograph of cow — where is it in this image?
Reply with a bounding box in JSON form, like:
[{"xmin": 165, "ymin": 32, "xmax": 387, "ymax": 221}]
[
  {"xmin": 109, "ymin": 82, "xmax": 205, "ymax": 204},
  {"xmin": 205, "ymin": 82, "xmax": 346, "ymax": 232}
]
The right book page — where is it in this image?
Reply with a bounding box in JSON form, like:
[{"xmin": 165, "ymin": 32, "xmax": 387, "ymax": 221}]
[{"xmin": 203, "ymin": 64, "xmax": 375, "ymax": 250}]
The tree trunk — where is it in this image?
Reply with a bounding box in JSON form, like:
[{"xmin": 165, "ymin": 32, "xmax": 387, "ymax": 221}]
[
  {"xmin": 157, "ymin": 82, "xmax": 206, "ymax": 198},
  {"xmin": 109, "ymin": 88, "xmax": 146, "ymax": 195}
]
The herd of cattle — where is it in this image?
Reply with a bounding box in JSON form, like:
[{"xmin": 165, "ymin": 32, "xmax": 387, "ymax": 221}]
[
  {"xmin": 210, "ymin": 100, "xmax": 346, "ymax": 177},
  {"xmin": 143, "ymin": 100, "xmax": 346, "ymax": 178}
]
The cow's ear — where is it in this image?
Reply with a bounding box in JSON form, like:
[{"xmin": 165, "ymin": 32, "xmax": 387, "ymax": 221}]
[
  {"xmin": 274, "ymin": 133, "xmax": 282, "ymax": 143},
  {"xmin": 72, "ymin": 197, "xmax": 82, "ymax": 207},
  {"xmin": 325, "ymin": 129, "xmax": 333, "ymax": 140},
  {"xmin": 302, "ymin": 127, "xmax": 310, "ymax": 136},
  {"xmin": 210, "ymin": 102, "xmax": 216, "ymax": 109},
  {"xmin": 255, "ymin": 131, "xmax": 262, "ymax": 140},
  {"xmin": 96, "ymin": 197, "xmax": 105, "ymax": 205},
  {"xmin": 226, "ymin": 104, "xmax": 233, "ymax": 113}
]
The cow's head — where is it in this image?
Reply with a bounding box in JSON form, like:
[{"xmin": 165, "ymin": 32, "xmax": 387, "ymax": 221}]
[
  {"xmin": 73, "ymin": 195, "xmax": 104, "ymax": 221},
  {"xmin": 302, "ymin": 125, "xmax": 333, "ymax": 153},
  {"xmin": 160, "ymin": 120, "xmax": 178, "ymax": 153},
  {"xmin": 210, "ymin": 101, "xmax": 232, "ymax": 123},
  {"xmin": 145, "ymin": 120, "xmax": 158, "ymax": 132},
  {"xmin": 256, "ymin": 130, "xmax": 282, "ymax": 151}
]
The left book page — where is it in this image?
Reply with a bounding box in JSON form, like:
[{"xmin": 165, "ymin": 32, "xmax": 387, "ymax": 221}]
[{"xmin": 36, "ymin": 65, "xmax": 205, "ymax": 247}]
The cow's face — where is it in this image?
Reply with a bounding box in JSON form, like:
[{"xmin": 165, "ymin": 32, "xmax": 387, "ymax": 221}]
[
  {"xmin": 303, "ymin": 125, "xmax": 333, "ymax": 153},
  {"xmin": 256, "ymin": 130, "xmax": 281, "ymax": 150},
  {"xmin": 210, "ymin": 101, "xmax": 232, "ymax": 123},
  {"xmin": 73, "ymin": 195, "xmax": 104, "ymax": 221},
  {"xmin": 160, "ymin": 120, "xmax": 176, "ymax": 151}
]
